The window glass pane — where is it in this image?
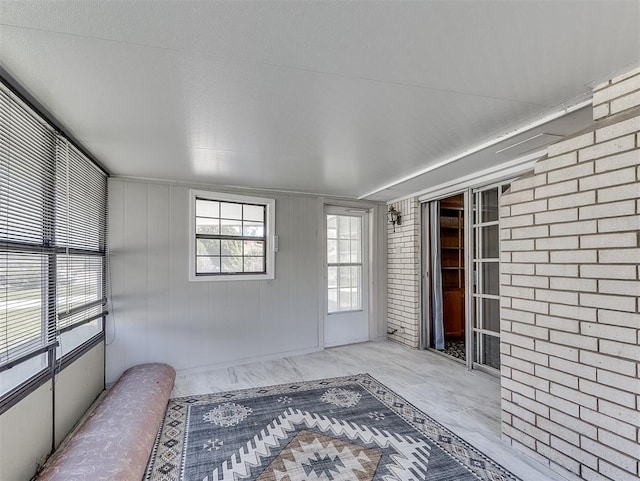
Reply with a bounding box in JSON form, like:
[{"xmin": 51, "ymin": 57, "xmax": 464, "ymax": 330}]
[
  {"xmin": 197, "ymin": 256, "xmax": 220, "ymax": 274},
  {"xmin": 0, "ymin": 253, "xmax": 46, "ymax": 365},
  {"xmin": 196, "ymin": 199, "xmax": 219, "ymax": 218},
  {"xmin": 197, "ymin": 239, "xmax": 220, "ymax": 256},
  {"xmin": 220, "ymin": 202, "xmax": 242, "ymax": 220},
  {"xmin": 339, "ymin": 240, "xmax": 351, "ymax": 263},
  {"xmin": 243, "ymin": 240, "xmax": 264, "ymax": 257},
  {"xmin": 220, "ymin": 219, "xmax": 241, "ymax": 236},
  {"xmin": 0, "ymin": 353, "xmax": 47, "ymax": 397},
  {"xmin": 327, "ymin": 239, "xmax": 337, "ymax": 264},
  {"xmin": 196, "ymin": 217, "xmax": 219, "ymax": 235},
  {"xmin": 221, "ymin": 239, "xmax": 242, "ymax": 256},
  {"xmin": 57, "ymin": 318, "xmax": 102, "ymax": 359},
  {"xmin": 243, "ymin": 221, "xmax": 264, "ymax": 237},
  {"xmin": 243, "ymin": 204, "xmax": 264, "ymax": 222},
  {"xmin": 57, "ymin": 255, "xmax": 102, "ymax": 315},
  {"xmin": 243, "ymin": 257, "xmax": 264, "ymax": 273},
  {"xmin": 221, "ymin": 256, "xmax": 242, "ymax": 273}
]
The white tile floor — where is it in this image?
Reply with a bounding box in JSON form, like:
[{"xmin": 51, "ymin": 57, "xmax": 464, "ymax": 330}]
[{"xmin": 172, "ymin": 340, "xmax": 567, "ymax": 481}]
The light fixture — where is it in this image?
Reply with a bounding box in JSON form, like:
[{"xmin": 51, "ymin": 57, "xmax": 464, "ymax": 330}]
[{"xmin": 388, "ymin": 206, "xmax": 401, "ymax": 232}]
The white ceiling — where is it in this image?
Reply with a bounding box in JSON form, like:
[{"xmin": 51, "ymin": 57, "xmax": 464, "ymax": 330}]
[{"xmin": 1, "ymin": 1, "xmax": 639, "ymax": 201}]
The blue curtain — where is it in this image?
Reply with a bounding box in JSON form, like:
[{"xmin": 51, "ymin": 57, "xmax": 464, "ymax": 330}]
[{"xmin": 430, "ymin": 202, "xmax": 445, "ymax": 350}]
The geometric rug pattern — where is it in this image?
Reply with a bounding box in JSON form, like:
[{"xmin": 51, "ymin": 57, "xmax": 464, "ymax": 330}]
[{"xmin": 145, "ymin": 374, "xmax": 520, "ymax": 481}]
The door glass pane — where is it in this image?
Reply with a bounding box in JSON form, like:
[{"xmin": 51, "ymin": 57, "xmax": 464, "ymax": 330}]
[
  {"xmin": 480, "ymin": 188, "xmax": 499, "ymax": 223},
  {"xmin": 327, "ymin": 213, "xmax": 363, "ymax": 313},
  {"xmin": 338, "ymin": 217, "xmax": 351, "ymax": 239},
  {"xmin": 480, "ymin": 297, "xmax": 500, "ymax": 332},
  {"xmin": 339, "ymin": 240, "xmax": 351, "ymax": 263},
  {"xmin": 327, "ymin": 240, "xmax": 337, "ymax": 263},
  {"xmin": 474, "ymin": 332, "xmax": 501, "ymax": 370},
  {"xmin": 477, "ymin": 261, "xmax": 499, "ymax": 296},
  {"xmin": 476, "ymin": 225, "xmax": 499, "ymax": 258}
]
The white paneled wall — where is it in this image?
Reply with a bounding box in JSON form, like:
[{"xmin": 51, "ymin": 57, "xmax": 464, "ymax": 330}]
[{"xmin": 106, "ymin": 179, "xmax": 385, "ymax": 383}]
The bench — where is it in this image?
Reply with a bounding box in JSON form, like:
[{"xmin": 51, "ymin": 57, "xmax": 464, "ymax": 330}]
[{"xmin": 36, "ymin": 363, "xmax": 175, "ymax": 481}]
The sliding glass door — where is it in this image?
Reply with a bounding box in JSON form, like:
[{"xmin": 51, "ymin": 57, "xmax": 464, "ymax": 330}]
[
  {"xmin": 471, "ymin": 183, "xmax": 510, "ymax": 370},
  {"xmin": 421, "ymin": 181, "xmax": 512, "ymax": 374}
]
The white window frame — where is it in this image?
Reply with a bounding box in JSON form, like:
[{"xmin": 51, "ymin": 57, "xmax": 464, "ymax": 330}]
[{"xmin": 189, "ymin": 189, "xmax": 276, "ymax": 282}]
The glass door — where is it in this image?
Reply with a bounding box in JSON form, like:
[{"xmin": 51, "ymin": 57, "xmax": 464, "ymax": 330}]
[
  {"xmin": 323, "ymin": 206, "xmax": 369, "ymax": 347},
  {"xmin": 471, "ymin": 183, "xmax": 509, "ymax": 370}
]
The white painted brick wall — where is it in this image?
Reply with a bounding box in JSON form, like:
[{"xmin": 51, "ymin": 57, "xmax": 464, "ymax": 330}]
[
  {"xmin": 501, "ymin": 67, "xmax": 640, "ymax": 481},
  {"xmin": 592, "ymin": 66, "xmax": 640, "ymax": 120},
  {"xmin": 386, "ymin": 197, "xmax": 421, "ymax": 348}
]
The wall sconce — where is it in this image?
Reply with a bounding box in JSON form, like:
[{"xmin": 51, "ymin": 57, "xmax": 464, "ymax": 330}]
[{"xmin": 388, "ymin": 206, "xmax": 401, "ymax": 232}]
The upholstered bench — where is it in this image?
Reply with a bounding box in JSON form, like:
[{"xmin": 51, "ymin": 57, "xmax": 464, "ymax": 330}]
[{"xmin": 36, "ymin": 363, "xmax": 175, "ymax": 481}]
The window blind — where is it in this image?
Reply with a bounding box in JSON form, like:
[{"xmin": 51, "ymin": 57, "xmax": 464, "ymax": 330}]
[
  {"xmin": 0, "ymin": 82, "xmax": 107, "ymax": 380},
  {"xmin": 0, "ymin": 86, "xmax": 57, "ymax": 368}
]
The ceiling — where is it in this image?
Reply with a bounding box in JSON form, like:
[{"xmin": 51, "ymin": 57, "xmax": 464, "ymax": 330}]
[{"xmin": 1, "ymin": 1, "xmax": 639, "ymax": 201}]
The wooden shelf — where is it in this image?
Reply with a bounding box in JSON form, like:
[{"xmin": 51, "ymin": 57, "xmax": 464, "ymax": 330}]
[{"xmin": 439, "ymin": 193, "xmax": 465, "ymax": 339}]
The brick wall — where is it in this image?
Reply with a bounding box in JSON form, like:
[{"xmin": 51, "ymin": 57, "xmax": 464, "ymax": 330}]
[
  {"xmin": 387, "ymin": 197, "xmax": 421, "ymax": 348},
  {"xmin": 500, "ymin": 67, "xmax": 640, "ymax": 481}
]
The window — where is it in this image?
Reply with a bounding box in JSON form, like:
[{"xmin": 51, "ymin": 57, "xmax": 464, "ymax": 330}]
[
  {"xmin": 0, "ymin": 82, "xmax": 107, "ymax": 402},
  {"xmin": 326, "ymin": 213, "xmax": 363, "ymax": 312},
  {"xmin": 189, "ymin": 190, "xmax": 275, "ymax": 281}
]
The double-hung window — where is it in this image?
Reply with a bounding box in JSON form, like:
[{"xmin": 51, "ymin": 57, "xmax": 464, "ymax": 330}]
[
  {"xmin": 189, "ymin": 190, "xmax": 275, "ymax": 281},
  {"xmin": 0, "ymin": 82, "xmax": 107, "ymax": 403}
]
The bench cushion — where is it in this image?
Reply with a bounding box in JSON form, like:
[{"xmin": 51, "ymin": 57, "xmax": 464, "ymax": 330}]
[{"xmin": 37, "ymin": 363, "xmax": 175, "ymax": 481}]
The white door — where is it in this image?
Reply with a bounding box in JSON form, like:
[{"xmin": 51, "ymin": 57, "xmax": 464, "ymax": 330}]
[{"xmin": 323, "ymin": 206, "xmax": 369, "ymax": 347}]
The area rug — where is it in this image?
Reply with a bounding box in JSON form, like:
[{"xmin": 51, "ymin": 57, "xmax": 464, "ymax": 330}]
[{"xmin": 145, "ymin": 374, "xmax": 520, "ymax": 481}]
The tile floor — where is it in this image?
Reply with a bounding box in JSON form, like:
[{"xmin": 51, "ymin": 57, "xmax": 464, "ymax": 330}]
[{"xmin": 172, "ymin": 340, "xmax": 567, "ymax": 481}]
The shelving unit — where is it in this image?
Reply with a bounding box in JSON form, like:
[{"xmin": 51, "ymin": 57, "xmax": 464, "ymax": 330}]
[{"xmin": 440, "ymin": 195, "xmax": 465, "ymax": 338}]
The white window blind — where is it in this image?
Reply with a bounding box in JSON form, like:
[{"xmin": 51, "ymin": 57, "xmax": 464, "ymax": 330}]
[
  {"xmin": 0, "ymin": 86, "xmax": 57, "ymax": 369},
  {"xmin": 0, "ymin": 83, "xmax": 107, "ymax": 391}
]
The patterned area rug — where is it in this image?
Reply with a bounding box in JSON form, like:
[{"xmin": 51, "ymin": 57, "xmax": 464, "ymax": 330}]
[{"xmin": 145, "ymin": 374, "xmax": 520, "ymax": 481}]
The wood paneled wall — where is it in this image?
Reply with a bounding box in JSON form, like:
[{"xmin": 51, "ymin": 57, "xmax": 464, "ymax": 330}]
[{"xmin": 106, "ymin": 178, "xmax": 385, "ymax": 383}]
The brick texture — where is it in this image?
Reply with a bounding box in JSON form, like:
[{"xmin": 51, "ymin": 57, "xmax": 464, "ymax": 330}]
[
  {"xmin": 387, "ymin": 197, "xmax": 421, "ymax": 348},
  {"xmin": 501, "ymin": 67, "xmax": 640, "ymax": 480}
]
